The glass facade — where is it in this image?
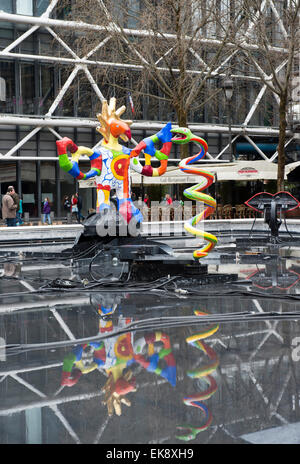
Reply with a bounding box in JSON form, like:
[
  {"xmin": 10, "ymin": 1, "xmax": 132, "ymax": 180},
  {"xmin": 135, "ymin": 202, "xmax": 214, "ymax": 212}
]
[
  {"xmin": 21, "ymin": 162, "xmax": 37, "ymax": 217},
  {"xmin": 0, "ymin": 0, "xmax": 13, "ymax": 13},
  {"xmin": 0, "ymin": 0, "xmax": 47, "ymax": 15},
  {"xmin": 16, "ymin": 0, "xmax": 33, "ymax": 16},
  {"xmin": 0, "ymin": 61, "xmax": 15, "ymax": 113},
  {"xmin": 20, "ymin": 64, "xmax": 35, "ymax": 114}
]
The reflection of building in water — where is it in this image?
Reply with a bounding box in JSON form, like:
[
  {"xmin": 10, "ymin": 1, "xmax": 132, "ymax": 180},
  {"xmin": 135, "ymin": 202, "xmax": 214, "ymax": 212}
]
[{"xmin": 0, "ymin": 289, "xmax": 300, "ymax": 443}]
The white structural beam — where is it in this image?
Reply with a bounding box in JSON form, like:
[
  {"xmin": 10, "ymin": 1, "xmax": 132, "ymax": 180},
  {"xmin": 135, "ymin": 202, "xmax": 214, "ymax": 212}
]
[
  {"xmin": 46, "ymin": 26, "xmax": 80, "ymax": 59},
  {"xmin": 215, "ymin": 134, "xmax": 240, "ymax": 160},
  {"xmin": 0, "ymin": 12, "xmax": 288, "ymax": 54},
  {"xmin": 49, "ymin": 307, "xmax": 76, "ymax": 341},
  {"xmin": 243, "ymin": 135, "xmax": 270, "ymax": 161},
  {"xmin": 0, "ymin": 115, "xmax": 96, "ymax": 128},
  {"xmin": 0, "ymin": 50, "xmax": 263, "ymax": 82},
  {"xmin": 243, "ymin": 84, "xmax": 267, "ymax": 126},
  {"xmin": 269, "ymin": 136, "xmax": 296, "ymax": 162},
  {"xmin": 0, "ymin": 115, "xmax": 286, "ymax": 135},
  {"xmin": 45, "ymin": 66, "xmax": 81, "ymax": 117},
  {"xmin": 10, "ymin": 373, "xmax": 81, "ymax": 443}
]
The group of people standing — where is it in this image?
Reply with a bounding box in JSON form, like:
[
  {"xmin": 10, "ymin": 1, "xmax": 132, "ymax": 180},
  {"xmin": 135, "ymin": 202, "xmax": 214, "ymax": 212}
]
[
  {"xmin": 2, "ymin": 187, "xmax": 180, "ymax": 227},
  {"xmin": 1, "ymin": 186, "xmax": 84, "ymax": 227},
  {"xmin": 139, "ymin": 192, "xmax": 181, "ymax": 208},
  {"xmin": 143, "ymin": 193, "xmax": 178, "ymax": 207},
  {"xmin": 63, "ymin": 193, "xmax": 84, "ymax": 223},
  {"xmin": 43, "ymin": 193, "xmax": 84, "ymax": 224}
]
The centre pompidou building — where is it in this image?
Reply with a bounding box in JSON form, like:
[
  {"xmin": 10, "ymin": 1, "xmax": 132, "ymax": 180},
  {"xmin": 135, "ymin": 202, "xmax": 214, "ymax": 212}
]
[{"xmin": 0, "ymin": 0, "xmax": 299, "ymax": 218}]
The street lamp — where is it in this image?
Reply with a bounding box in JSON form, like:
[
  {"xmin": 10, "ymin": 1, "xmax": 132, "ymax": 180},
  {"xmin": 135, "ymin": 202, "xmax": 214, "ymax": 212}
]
[{"xmin": 223, "ymin": 77, "xmax": 234, "ymax": 161}]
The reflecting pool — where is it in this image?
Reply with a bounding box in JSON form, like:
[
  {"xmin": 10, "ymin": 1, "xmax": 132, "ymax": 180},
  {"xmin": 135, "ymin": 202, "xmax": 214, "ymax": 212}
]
[{"xmin": 1, "ymin": 242, "xmax": 300, "ymax": 444}]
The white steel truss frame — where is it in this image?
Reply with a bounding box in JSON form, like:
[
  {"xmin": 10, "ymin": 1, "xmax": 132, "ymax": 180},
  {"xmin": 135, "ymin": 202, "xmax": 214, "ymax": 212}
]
[{"xmin": 0, "ymin": 0, "xmax": 298, "ymax": 163}]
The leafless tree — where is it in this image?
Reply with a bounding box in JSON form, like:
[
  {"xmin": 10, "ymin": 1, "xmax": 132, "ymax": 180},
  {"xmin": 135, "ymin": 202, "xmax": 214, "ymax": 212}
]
[
  {"xmin": 234, "ymin": 0, "xmax": 300, "ymax": 190},
  {"xmin": 55, "ymin": 0, "xmax": 248, "ymax": 158}
]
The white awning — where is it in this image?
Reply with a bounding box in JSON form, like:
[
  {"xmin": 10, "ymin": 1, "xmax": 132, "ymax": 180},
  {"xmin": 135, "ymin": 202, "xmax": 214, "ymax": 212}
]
[
  {"xmin": 79, "ymin": 161, "xmax": 300, "ymax": 187},
  {"xmin": 132, "ymin": 160, "xmax": 284, "ymax": 184},
  {"xmin": 209, "ymin": 160, "xmax": 281, "ymax": 181}
]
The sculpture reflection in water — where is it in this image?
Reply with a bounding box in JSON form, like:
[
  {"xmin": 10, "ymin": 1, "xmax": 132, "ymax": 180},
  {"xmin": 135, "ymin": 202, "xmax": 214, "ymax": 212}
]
[
  {"xmin": 61, "ymin": 296, "xmax": 176, "ymax": 416},
  {"xmin": 60, "ymin": 297, "xmax": 219, "ymax": 440},
  {"xmin": 176, "ymin": 310, "xmax": 219, "ymax": 442}
]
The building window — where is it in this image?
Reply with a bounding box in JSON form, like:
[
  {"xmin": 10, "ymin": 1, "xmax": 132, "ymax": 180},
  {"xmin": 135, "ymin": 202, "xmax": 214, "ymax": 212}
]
[
  {"xmin": 20, "ymin": 63, "xmax": 35, "ymax": 114},
  {"xmin": 0, "ymin": 61, "xmax": 15, "ymax": 113},
  {"xmin": 0, "ymin": 161, "xmax": 16, "ymax": 196},
  {"xmin": 0, "ymin": 0, "xmax": 13, "ymax": 13},
  {"xmin": 22, "ymin": 162, "xmax": 37, "ymax": 217},
  {"xmin": 39, "ymin": 65, "xmax": 54, "ymax": 114},
  {"xmin": 41, "ymin": 162, "xmax": 56, "ymax": 215},
  {"xmin": 36, "ymin": 0, "xmax": 48, "ymax": 15},
  {"xmin": 16, "ymin": 0, "xmax": 33, "ymax": 16}
]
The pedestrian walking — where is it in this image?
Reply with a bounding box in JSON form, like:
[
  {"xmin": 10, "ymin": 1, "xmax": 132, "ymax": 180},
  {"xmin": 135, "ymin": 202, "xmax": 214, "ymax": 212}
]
[
  {"xmin": 71, "ymin": 194, "xmax": 78, "ymax": 221},
  {"xmin": 42, "ymin": 197, "xmax": 52, "ymax": 225},
  {"xmin": 75, "ymin": 192, "xmax": 84, "ymax": 223},
  {"xmin": 144, "ymin": 193, "xmax": 150, "ymax": 207},
  {"xmin": 165, "ymin": 193, "xmax": 173, "ymax": 205},
  {"xmin": 11, "ymin": 187, "xmax": 20, "ymax": 213},
  {"xmin": 2, "ymin": 186, "xmax": 18, "ymax": 227},
  {"xmin": 63, "ymin": 195, "xmax": 71, "ymax": 215}
]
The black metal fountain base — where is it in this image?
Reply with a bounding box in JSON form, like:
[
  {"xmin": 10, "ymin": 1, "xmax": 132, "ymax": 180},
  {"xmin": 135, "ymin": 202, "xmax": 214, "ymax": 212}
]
[
  {"xmin": 71, "ymin": 211, "xmax": 210, "ymax": 278},
  {"xmin": 244, "ymin": 191, "xmax": 300, "ymax": 246}
]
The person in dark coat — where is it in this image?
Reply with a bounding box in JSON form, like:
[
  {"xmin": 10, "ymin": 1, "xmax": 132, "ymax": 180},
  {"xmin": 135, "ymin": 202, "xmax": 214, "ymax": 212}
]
[
  {"xmin": 75, "ymin": 192, "xmax": 84, "ymax": 223},
  {"xmin": 2, "ymin": 186, "xmax": 17, "ymax": 226},
  {"xmin": 63, "ymin": 195, "xmax": 71, "ymax": 216},
  {"xmin": 42, "ymin": 197, "xmax": 52, "ymax": 225}
]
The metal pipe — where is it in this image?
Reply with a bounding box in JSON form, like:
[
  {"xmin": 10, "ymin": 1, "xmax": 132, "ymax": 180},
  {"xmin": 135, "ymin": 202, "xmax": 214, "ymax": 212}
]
[
  {"xmin": 0, "ymin": 12, "xmax": 288, "ymax": 54},
  {"xmin": 0, "ymin": 115, "xmax": 287, "ymax": 135},
  {"xmin": 0, "ymin": 50, "xmax": 263, "ymax": 81}
]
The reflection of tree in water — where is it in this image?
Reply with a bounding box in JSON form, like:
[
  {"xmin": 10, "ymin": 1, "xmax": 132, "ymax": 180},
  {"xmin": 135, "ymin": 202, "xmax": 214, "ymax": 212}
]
[{"xmin": 176, "ymin": 310, "xmax": 219, "ymax": 441}]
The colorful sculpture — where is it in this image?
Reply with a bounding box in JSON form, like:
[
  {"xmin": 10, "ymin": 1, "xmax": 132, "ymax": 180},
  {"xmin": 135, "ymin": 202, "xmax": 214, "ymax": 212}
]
[
  {"xmin": 56, "ymin": 97, "xmax": 217, "ymax": 259},
  {"xmin": 56, "ymin": 98, "xmax": 172, "ymax": 226},
  {"xmin": 171, "ymin": 128, "xmax": 217, "ymax": 258}
]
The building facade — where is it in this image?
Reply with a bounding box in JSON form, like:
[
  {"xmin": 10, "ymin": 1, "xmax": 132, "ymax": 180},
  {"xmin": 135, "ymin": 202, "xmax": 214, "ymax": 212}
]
[{"xmin": 0, "ymin": 0, "xmax": 299, "ymax": 218}]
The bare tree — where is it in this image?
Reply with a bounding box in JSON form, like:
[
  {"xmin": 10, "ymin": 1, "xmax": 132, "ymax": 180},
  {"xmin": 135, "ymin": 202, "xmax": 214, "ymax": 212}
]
[
  {"xmin": 55, "ymin": 0, "xmax": 248, "ymax": 158},
  {"xmin": 234, "ymin": 0, "xmax": 300, "ymax": 190}
]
